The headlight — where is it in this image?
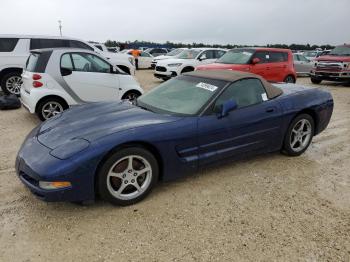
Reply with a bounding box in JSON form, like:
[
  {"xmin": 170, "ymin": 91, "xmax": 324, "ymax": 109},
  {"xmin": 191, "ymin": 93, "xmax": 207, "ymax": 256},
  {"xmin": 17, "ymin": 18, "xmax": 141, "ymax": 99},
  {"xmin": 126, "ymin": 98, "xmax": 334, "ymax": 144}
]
[
  {"xmin": 50, "ymin": 138, "xmax": 90, "ymax": 160},
  {"xmin": 128, "ymin": 57, "xmax": 135, "ymax": 66},
  {"xmin": 168, "ymin": 63, "xmax": 182, "ymax": 67}
]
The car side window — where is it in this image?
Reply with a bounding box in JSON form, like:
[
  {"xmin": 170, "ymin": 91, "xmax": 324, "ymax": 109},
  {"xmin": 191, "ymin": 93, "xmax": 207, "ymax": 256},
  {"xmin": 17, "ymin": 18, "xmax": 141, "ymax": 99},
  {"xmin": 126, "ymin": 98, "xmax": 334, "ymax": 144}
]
[
  {"xmin": 293, "ymin": 54, "xmax": 299, "ymax": 61},
  {"xmin": 140, "ymin": 52, "xmax": 151, "ymax": 57},
  {"xmin": 61, "ymin": 54, "xmax": 74, "ymax": 70},
  {"xmin": 213, "ymin": 78, "xmax": 267, "ymax": 112},
  {"xmin": 215, "ymin": 50, "xmax": 226, "ymax": 58},
  {"xmin": 270, "ymin": 52, "xmax": 288, "ymax": 62},
  {"xmin": 253, "ymin": 51, "xmax": 270, "ymax": 63},
  {"xmin": 68, "ymin": 40, "xmax": 94, "ymax": 51},
  {"xmin": 199, "ymin": 50, "xmax": 214, "ymax": 60},
  {"xmin": 299, "ymin": 55, "xmax": 309, "ymax": 62},
  {"xmin": 0, "ymin": 38, "xmax": 19, "ymax": 52},
  {"xmin": 30, "ymin": 39, "xmax": 68, "ymax": 50},
  {"xmin": 71, "ymin": 53, "xmax": 111, "ymax": 73}
]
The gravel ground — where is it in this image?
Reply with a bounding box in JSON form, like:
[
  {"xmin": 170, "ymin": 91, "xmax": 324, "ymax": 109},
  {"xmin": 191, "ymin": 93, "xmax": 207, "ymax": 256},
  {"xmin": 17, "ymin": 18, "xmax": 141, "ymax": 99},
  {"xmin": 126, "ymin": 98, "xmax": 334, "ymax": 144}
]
[{"xmin": 0, "ymin": 70, "xmax": 349, "ymax": 262}]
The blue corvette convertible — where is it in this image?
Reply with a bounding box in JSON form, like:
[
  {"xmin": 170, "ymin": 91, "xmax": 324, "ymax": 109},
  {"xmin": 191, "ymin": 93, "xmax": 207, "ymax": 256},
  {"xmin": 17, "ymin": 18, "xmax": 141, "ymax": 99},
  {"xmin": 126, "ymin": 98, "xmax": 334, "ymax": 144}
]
[{"xmin": 16, "ymin": 70, "xmax": 333, "ymax": 205}]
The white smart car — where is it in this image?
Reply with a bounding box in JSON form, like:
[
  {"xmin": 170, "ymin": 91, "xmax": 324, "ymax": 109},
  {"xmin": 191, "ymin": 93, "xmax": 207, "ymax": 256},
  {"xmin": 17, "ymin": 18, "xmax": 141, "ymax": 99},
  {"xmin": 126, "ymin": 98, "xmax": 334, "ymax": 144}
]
[
  {"xmin": 20, "ymin": 48, "xmax": 143, "ymax": 121},
  {"xmin": 154, "ymin": 48, "xmax": 226, "ymax": 80}
]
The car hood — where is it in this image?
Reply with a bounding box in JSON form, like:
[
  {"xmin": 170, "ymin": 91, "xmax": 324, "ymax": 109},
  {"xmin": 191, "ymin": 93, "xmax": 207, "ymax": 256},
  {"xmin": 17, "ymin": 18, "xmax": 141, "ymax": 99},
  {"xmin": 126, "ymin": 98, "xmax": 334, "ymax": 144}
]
[
  {"xmin": 316, "ymin": 55, "xmax": 350, "ymax": 62},
  {"xmin": 196, "ymin": 63, "xmax": 249, "ymax": 70},
  {"xmin": 157, "ymin": 58, "xmax": 192, "ymax": 66},
  {"xmin": 37, "ymin": 101, "xmax": 180, "ymax": 149},
  {"xmin": 154, "ymin": 55, "xmax": 172, "ymax": 61}
]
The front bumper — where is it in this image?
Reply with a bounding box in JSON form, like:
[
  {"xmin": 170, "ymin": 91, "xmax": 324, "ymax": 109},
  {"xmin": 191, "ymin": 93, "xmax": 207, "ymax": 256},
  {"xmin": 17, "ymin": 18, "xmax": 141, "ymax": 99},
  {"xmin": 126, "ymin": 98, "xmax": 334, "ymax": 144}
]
[
  {"xmin": 311, "ymin": 70, "xmax": 350, "ymax": 81},
  {"xmin": 16, "ymin": 128, "xmax": 96, "ymax": 202},
  {"xmin": 154, "ymin": 68, "xmax": 177, "ymax": 79}
]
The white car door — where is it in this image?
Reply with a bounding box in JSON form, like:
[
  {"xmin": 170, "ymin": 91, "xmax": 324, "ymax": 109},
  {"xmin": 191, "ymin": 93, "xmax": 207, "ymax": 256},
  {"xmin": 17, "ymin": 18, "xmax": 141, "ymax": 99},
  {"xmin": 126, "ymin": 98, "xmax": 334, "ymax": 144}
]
[
  {"xmin": 138, "ymin": 52, "xmax": 153, "ymax": 69},
  {"xmin": 61, "ymin": 52, "xmax": 120, "ymax": 102}
]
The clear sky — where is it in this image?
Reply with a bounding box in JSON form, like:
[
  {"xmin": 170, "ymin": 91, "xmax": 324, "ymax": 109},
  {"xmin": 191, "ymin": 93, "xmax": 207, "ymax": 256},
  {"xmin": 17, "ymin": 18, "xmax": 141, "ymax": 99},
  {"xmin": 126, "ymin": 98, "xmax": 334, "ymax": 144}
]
[{"xmin": 0, "ymin": 0, "xmax": 348, "ymax": 45}]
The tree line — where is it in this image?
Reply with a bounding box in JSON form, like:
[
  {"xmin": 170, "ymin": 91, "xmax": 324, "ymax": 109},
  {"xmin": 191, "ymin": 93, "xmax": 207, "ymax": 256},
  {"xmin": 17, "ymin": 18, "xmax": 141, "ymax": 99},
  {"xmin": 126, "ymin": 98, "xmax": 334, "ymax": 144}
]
[{"xmin": 104, "ymin": 40, "xmax": 335, "ymax": 51}]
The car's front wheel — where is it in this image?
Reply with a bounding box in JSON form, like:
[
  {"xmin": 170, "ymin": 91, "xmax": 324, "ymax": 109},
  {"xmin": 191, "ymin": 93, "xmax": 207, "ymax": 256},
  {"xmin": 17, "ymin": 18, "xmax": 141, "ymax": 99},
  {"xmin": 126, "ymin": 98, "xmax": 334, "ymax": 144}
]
[
  {"xmin": 311, "ymin": 77, "xmax": 322, "ymax": 84},
  {"xmin": 282, "ymin": 114, "xmax": 314, "ymax": 156},
  {"xmin": 97, "ymin": 147, "xmax": 159, "ymax": 206},
  {"xmin": 36, "ymin": 97, "xmax": 68, "ymax": 121}
]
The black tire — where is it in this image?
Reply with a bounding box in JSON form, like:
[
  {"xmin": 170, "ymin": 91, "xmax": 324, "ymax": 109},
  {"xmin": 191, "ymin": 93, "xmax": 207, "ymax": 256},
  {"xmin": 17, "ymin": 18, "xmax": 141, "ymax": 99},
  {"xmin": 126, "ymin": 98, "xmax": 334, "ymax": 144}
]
[
  {"xmin": 282, "ymin": 114, "xmax": 314, "ymax": 156},
  {"xmin": 181, "ymin": 67, "xmax": 194, "ymax": 74},
  {"xmin": 36, "ymin": 97, "xmax": 68, "ymax": 121},
  {"xmin": 1, "ymin": 72, "xmax": 22, "ymax": 95},
  {"xmin": 310, "ymin": 77, "xmax": 322, "ymax": 84},
  {"xmin": 97, "ymin": 147, "xmax": 159, "ymax": 206},
  {"xmin": 122, "ymin": 90, "xmax": 141, "ymax": 101},
  {"xmin": 284, "ymin": 75, "xmax": 296, "ymax": 83}
]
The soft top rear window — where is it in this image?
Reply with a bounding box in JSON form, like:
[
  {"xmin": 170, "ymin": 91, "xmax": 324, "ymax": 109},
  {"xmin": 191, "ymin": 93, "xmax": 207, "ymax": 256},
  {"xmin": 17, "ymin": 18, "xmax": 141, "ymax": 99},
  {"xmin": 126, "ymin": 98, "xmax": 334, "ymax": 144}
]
[
  {"xmin": 0, "ymin": 38, "xmax": 19, "ymax": 52},
  {"xmin": 26, "ymin": 51, "xmax": 52, "ymax": 73}
]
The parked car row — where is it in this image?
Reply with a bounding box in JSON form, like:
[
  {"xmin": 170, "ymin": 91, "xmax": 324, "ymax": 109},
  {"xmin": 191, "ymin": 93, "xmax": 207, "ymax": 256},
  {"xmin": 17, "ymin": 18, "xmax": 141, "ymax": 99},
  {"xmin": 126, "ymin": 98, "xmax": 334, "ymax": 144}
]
[{"xmin": 0, "ymin": 35, "xmax": 136, "ymax": 95}]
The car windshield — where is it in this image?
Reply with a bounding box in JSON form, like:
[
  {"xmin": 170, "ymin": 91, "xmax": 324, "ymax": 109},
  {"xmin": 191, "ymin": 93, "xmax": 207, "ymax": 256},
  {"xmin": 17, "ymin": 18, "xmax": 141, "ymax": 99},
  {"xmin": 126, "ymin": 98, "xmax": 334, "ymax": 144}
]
[
  {"xmin": 167, "ymin": 49, "xmax": 183, "ymax": 56},
  {"xmin": 329, "ymin": 46, "xmax": 350, "ymax": 56},
  {"xmin": 216, "ymin": 49, "xmax": 254, "ymax": 64},
  {"xmin": 304, "ymin": 51, "xmax": 318, "ymax": 57},
  {"xmin": 177, "ymin": 49, "xmax": 202, "ymax": 59},
  {"xmin": 137, "ymin": 76, "xmax": 226, "ymax": 116}
]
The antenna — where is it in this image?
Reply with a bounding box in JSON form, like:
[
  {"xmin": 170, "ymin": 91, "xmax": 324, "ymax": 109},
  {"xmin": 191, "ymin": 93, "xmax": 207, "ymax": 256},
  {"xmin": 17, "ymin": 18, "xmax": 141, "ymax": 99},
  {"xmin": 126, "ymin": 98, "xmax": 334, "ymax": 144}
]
[{"xmin": 58, "ymin": 20, "xmax": 62, "ymax": 36}]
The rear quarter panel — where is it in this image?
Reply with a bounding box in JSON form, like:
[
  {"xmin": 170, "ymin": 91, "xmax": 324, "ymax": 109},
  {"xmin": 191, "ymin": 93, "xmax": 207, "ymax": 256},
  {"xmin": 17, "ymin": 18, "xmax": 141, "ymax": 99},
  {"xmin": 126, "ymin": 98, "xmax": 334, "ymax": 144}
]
[{"xmin": 276, "ymin": 84, "xmax": 333, "ymax": 136}]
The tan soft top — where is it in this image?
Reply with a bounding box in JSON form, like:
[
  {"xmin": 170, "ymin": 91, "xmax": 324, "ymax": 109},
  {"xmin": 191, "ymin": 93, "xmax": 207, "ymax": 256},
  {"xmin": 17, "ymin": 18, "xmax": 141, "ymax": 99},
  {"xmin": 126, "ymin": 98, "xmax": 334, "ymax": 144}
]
[{"xmin": 184, "ymin": 70, "xmax": 283, "ymax": 99}]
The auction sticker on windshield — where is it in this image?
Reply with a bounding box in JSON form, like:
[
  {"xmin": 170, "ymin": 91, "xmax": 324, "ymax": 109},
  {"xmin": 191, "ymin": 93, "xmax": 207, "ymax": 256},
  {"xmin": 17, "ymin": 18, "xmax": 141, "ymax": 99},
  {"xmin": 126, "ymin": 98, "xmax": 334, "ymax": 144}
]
[{"xmin": 196, "ymin": 82, "xmax": 218, "ymax": 92}]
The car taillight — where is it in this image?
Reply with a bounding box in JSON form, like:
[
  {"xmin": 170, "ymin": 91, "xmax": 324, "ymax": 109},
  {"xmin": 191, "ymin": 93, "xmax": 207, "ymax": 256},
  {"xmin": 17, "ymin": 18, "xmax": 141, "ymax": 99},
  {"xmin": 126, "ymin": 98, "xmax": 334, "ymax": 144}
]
[
  {"xmin": 32, "ymin": 81, "xmax": 43, "ymax": 88},
  {"xmin": 32, "ymin": 74, "xmax": 42, "ymax": 80}
]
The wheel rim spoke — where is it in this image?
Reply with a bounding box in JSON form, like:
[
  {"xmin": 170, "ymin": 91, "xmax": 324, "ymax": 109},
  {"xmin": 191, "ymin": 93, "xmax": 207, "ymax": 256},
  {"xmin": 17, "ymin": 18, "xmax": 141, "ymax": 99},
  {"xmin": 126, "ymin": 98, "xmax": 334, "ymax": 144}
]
[
  {"xmin": 106, "ymin": 155, "xmax": 152, "ymax": 200},
  {"xmin": 290, "ymin": 119, "xmax": 312, "ymax": 152}
]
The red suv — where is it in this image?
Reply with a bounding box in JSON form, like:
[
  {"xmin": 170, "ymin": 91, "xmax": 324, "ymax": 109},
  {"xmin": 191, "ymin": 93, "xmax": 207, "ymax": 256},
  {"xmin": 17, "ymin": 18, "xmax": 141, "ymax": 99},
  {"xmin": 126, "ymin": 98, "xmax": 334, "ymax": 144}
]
[{"xmin": 196, "ymin": 48, "xmax": 297, "ymax": 83}]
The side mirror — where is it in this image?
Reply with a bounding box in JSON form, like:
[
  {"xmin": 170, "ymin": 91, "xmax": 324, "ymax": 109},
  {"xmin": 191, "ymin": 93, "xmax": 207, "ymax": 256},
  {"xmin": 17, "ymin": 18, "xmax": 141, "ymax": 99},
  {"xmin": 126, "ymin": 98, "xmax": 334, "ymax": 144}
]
[
  {"xmin": 198, "ymin": 55, "xmax": 207, "ymax": 61},
  {"xmin": 219, "ymin": 100, "xmax": 238, "ymax": 118},
  {"xmin": 252, "ymin": 58, "xmax": 261, "ymax": 65},
  {"xmin": 61, "ymin": 67, "xmax": 72, "ymax": 76}
]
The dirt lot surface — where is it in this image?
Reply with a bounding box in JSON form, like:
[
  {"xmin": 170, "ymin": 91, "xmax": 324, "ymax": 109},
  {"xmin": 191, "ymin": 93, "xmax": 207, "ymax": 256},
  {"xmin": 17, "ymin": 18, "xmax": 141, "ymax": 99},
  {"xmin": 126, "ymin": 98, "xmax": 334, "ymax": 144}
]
[{"xmin": 0, "ymin": 70, "xmax": 349, "ymax": 262}]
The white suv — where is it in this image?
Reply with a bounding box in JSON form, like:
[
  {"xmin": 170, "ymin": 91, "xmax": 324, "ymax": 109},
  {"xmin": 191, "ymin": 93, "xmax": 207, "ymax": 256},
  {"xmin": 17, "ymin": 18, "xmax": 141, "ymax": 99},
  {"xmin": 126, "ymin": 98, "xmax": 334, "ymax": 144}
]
[
  {"xmin": 0, "ymin": 35, "xmax": 135, "ymax": 95},
  {"xmin": 154, "ymin": 48, "xmax": 226, "ymax": 80},
  {"xmin": 20, "ymin": 49, "xmax": 143, "ymax": 121}
]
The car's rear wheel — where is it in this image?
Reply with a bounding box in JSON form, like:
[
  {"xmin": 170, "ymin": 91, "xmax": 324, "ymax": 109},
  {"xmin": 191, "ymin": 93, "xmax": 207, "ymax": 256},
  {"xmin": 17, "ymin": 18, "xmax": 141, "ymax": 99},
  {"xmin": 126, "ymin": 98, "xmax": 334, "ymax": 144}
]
[
  {"xmin": 311, "ymin": 77, "xmax": 322, "ymax": 84},
  {"xmin": 284, "ymin": 75, "xmax": 296, "ymax": 83},
  {"xmin": 97, "ymin": 147, "xmax": 159, "ymax": 206},
  {"xmin": 1, "ymin": 72, "xmax": 23, "ymax": 95},
  {"xmin": 36, "ymin": 97, "xmax": 68, "ymax": 121},
  {"xmin": 122, "ymin": 90, "xmax": 141, "ymax": 101},
  {"xmin": 282, "ymin": 114, "xmax": 314, "ymax": 156}
]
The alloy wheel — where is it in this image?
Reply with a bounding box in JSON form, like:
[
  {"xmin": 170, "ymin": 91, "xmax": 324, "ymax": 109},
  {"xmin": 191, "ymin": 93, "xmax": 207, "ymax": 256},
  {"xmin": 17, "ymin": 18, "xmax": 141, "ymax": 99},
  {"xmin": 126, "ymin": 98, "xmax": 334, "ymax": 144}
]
[
  {"xmin": 41, "ymin": 101, "xmax": 64, "ymax": 120},
  {"xmin": 290, "ymin": 119, "xmax": 312, "ymax": 152},
  {"xmin": 6, "ymin": 76, "xmax": 23, "ymax": 95},
  {"xmin": 106, "ymin": 155, "xmax": 152, "ymax": 200}
]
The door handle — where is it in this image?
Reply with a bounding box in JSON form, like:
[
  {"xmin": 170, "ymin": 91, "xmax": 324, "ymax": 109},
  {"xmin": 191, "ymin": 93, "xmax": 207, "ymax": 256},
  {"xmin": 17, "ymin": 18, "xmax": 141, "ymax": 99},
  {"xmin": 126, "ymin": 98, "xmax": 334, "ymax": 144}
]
[
  {"xmin": 266, "ymin": 107, "xmax": 275, "ymax": 113},
  {"xmin": 266, "ymin": 67, "xmax": 270, "ymax": 70}
]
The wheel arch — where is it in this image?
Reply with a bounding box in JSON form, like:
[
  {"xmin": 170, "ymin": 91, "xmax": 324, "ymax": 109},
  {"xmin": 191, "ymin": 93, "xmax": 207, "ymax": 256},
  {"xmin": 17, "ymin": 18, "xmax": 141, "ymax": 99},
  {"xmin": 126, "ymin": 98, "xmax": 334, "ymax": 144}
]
[
  {"xmin": 121, "ymin": 89, "xmax": 142, "ymax": 99},
  {"xmin": 294, "ymin": 108, "xmax": 319, "ymax": 135},
  {"xmin": 94, "ymin": 141, "xmax": 164, "ymax": 194},
  {"xmin": 181, "ymin": 66, "xmax": 195, "ymax": 74},
  {"xmin": 35, "ymin": 95, "xmax": 69, "ymax": 113},
  {"xmin": 0, "ymin": 67, "xmax": 23, "ymax": 83}
]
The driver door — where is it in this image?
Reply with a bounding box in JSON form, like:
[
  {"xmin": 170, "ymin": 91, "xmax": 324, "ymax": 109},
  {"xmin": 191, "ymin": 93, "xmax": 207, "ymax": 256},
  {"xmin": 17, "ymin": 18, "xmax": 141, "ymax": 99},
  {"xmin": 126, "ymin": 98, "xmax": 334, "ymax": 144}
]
[
  {"xmin": 197, "ymin": 78, "xmax": 283, "ymax": 166},
  {"xmin": 61, "ymin": 52, "xmax": 120, "ymax": 102}
]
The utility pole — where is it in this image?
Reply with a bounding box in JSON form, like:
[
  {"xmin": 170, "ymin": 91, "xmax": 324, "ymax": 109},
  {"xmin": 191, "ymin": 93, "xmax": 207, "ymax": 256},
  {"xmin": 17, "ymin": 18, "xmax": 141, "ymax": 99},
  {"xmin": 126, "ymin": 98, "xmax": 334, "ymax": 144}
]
[{"xmin": 58, "ymin": 20, "xmax": 62, "ymax": 36}]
